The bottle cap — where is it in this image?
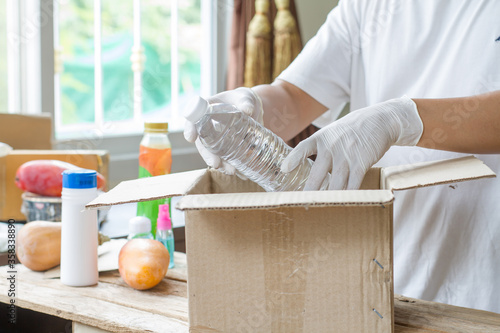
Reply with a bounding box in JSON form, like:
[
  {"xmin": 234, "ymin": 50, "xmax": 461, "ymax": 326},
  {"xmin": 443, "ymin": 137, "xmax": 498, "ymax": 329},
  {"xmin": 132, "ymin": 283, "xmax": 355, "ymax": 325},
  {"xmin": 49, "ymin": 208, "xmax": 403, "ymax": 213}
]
[
  {"xmin": 184, "ymin": 96, "xmax": 209, "ymax": 123},
  {"xmin": 62, "ymin": 170, "xmax": 97, "ymax": 189},
  {"xmin": 144, "ymin": 122, "xmax": 168, "ymax": 133},
  {"xmin": 129, "ymin": 216, "xmax": 152, "ymax": 235},
  {"xmin": 157, "ymin": 204, "xmax": 172, "ymax": 230}
]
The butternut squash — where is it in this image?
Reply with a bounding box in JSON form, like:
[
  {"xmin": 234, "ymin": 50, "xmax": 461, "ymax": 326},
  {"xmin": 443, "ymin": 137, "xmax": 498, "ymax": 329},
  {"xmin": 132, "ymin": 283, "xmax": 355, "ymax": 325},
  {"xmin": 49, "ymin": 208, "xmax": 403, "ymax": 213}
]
[{"xmin": 16, "ymin": 221, "xmax": 61, "ymax": 271}]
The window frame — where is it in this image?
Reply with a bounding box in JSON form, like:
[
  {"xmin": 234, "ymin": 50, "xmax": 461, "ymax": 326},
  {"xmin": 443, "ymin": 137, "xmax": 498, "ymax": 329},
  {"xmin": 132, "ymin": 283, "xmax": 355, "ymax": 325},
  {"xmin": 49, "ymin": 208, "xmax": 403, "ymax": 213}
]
[
  {"xmin": 52, "ymin": 0, "xmax": 224, "ymax": 140},
  {"xmin": 6, "ymin": 0, "xmax": 47, "ymax": 115},
  {"xmin": 7, "ymin": 0, "xmax": 233, "ymax": 186}
]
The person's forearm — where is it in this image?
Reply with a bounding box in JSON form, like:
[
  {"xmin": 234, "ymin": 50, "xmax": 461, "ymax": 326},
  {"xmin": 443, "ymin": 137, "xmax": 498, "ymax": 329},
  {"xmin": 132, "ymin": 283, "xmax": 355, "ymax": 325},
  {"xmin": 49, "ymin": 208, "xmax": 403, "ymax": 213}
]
[
  {"xmin": 253, "ymin": 80, "xmax": 328, "ymax": 142},
  {"xmin": 414, "ymin": 90, "xmax": 500, "ymax": 153}
]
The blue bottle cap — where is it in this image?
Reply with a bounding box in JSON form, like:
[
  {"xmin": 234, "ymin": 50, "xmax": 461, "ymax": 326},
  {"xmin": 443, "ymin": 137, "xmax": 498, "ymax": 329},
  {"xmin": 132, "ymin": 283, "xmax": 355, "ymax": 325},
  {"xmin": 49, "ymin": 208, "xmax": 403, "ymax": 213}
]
[{"xmin": 62, "ymin": 169, "xmax": 97, "ymax": 189}]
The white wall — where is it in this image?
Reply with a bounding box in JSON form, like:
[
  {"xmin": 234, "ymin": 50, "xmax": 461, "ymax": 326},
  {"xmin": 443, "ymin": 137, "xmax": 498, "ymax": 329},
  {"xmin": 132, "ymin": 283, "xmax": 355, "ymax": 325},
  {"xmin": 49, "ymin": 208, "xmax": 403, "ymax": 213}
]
[{"xmin": 295, "ymin": 0, "xmax": 337, "ymax": 43}]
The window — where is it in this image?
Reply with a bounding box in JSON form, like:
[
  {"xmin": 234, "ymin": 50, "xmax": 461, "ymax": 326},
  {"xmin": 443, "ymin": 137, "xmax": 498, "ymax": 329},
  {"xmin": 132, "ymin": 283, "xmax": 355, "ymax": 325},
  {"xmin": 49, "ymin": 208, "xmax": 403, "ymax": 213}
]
[
  {"xmin": 2, "ymin": 1, "xmax": 230, "ymax": 133},
  {"xmin": 3, "ymin": 0, "xmax": 44, "ymax": 116},
  {"xmin": 2, "ymin": 0, "xmax": 230, "ymax": 184},
  {"xmin": 55, "ymin": 0, "xmax": 206, "ymax": 139}
]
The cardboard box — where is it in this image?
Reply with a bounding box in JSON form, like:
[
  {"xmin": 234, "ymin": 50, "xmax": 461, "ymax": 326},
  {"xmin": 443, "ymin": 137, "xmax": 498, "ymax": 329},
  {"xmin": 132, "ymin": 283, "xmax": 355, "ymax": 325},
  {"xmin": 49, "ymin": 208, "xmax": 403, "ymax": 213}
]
[
  {"xmin": 87, "ymin": 156, "xmax": 494, "ymax": 332},
  {"xmin": 0, "ymin": 150, "xmax": 109, "ymax": 221},
  {"xmin": 0, "ymin": 113, "xmax": 52, "ymax": 149}
]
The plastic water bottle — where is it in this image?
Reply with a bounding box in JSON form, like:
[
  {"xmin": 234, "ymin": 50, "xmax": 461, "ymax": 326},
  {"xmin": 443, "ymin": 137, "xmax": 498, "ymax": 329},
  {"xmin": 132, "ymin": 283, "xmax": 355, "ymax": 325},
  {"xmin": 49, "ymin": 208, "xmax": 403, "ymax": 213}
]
[
  {"xmin": 127, "ymin": 216, "xmax": 154, "ymax": 240},
  {"xmin": 60, "ymin": 169, "xmax": 98, "ymax": 287},
  {"xmin": 137, "ymin": 122, "xmax": 172, "ymax": 237},
  {"xmin": 156, "ymin": 204, "xmax": 175, "ymax": 268},
  {"xmin": 185, "ymin": 97, "xmax": 328, "ymax": 192}
]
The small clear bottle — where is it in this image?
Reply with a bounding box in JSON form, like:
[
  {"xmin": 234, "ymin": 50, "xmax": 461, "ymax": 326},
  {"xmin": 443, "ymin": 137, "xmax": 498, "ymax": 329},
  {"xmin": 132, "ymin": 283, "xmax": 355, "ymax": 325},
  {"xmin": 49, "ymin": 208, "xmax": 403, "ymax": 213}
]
[
  {"xmin": 127, "ymin": 216, "xmax": 154, "ymax": 240},
  {"xmin": 137, "ymin": 122, "xmax": 172, "ymax": 237},
  {"xmin": 156, "ymin": 204, "xmax": 175, "ymax": 268}
]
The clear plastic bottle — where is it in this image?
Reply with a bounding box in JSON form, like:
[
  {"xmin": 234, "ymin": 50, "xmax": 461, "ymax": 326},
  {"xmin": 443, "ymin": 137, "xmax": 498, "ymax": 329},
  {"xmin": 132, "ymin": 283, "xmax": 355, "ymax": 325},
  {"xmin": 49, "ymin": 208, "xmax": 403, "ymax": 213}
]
[
  {"xmin": 156, "ymin": 204, "xmax": 175, "ymax": 268},
  {"xmin": 185, "ymin": 97, "xmax": 328, "ymax": 192},
  {"xmin": 60, "ymin": 169, "xmax": 98, "ymax": 287},
  {"xmin": 127, "ymin": 216, "xmax": 154, "ymax": 240},
  {"xmin": 137, "ymin": 122, "xmax": 172, "ymax": 237}
]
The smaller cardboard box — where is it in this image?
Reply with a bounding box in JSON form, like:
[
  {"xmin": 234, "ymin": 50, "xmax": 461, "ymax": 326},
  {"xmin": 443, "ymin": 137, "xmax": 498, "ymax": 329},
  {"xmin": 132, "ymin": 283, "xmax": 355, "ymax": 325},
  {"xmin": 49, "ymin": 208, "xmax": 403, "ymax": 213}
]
[
  {"xmin": 0, "ymin": 150, "xmax": 109, "ymax": 221},
  {"xmin": 0, "ymin": 113, "xmax": 52, "ymax": 150},
  {"xmin": 87, "ymin": 156, "xmax": 494, "ymax": 332}
]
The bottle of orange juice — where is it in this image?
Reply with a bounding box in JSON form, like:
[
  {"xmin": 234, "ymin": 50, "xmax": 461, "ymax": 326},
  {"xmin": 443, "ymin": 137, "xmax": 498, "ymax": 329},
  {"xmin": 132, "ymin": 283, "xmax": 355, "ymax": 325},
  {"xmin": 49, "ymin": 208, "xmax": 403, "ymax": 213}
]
[{"xmin": 137, "ymin": 122, "xmax": 172, "ymax": 237}]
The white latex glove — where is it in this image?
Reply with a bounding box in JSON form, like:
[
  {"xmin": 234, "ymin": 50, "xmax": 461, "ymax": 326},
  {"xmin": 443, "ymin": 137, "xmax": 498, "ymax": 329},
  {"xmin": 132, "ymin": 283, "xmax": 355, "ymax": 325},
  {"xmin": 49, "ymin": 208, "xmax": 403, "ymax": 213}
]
[
  {"xmin": 184, "ymin": 87, "xmax": 264, "ymax": 176},
  {"xmin": 281, "ymin": 96, "xmax": 424, "ymax": 190}
]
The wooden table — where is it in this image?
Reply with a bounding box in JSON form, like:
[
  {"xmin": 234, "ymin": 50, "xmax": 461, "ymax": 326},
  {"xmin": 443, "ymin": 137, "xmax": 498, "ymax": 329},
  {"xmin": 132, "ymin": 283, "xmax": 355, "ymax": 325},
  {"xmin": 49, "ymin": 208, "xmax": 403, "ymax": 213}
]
[{"xmin": 1, "ymin": 252, "xmax": 499, "ymax": 332}]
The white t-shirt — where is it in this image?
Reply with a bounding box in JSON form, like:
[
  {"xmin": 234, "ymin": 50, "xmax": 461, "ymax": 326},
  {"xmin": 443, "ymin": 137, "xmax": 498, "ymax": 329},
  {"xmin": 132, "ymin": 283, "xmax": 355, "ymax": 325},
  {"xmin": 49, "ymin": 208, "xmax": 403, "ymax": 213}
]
[{"xmin": 278, "ymin": 0, "xmax": 500, "ymax": 313}]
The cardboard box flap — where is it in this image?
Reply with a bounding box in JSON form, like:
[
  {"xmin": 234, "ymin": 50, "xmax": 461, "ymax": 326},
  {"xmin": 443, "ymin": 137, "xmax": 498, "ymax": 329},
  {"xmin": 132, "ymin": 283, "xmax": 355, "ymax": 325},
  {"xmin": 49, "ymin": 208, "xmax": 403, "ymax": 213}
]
[
  {"xmin": 177, "ymin": 189, "xmax": 394, "ymax": 211},
  {"xmin": 86, "ymin": 169, "xmax": 206, "ymax": 209},
  {"xmin": 381, "ymin": 156, "xmax": 496, "ymax": 191},
  {"xmin": 87, "ymin": 156, "xmax": 494, "ymax": 210}
]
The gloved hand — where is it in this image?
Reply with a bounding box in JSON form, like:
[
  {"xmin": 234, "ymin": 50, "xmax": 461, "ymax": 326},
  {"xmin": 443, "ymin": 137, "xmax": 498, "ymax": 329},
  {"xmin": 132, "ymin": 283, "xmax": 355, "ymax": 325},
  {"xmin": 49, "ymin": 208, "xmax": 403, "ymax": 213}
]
[
  {"xmin": 184, "ymin": 87, "xmax": 264, "ymax": 175},
  {"xmin": 281, "ymin": 96, "xmax": 424, "ymax": 190}
]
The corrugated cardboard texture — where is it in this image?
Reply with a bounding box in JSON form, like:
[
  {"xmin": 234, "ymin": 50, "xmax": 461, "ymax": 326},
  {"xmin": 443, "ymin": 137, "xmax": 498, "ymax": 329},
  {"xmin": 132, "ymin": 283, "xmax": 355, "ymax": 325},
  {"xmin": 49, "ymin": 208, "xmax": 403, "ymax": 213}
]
[
  {"xmin": 87, "ymin": 169, "xmax": 208, "ymax": 209},
  {"xmin": 87, "ymin": 168, "xmax": 383, "ymax": 210},
  {"xmin": 382, "ymin": 156, "xmax": 495, "ymax": 191},
  {"xmin": 87, "ymin": 156, "xmax": 494, "ymax": 211},
  {"xmin": 359, "ymin": 167, "xmax": 381, "ymax": 190},
  {"xmin": 185, "ymin": 204, "xmax": 394, "ymax": 332},
  {"xmin": 178, "ymin": 190, "xmax": 394, "ymax": 210},
  {"xmin": 86, "ymin": 168, "xmax": 265, "ymax": 210},
  {"xmin": 0, "ymin": 150, "xmax": 109, "ymax": 221},
  {"xmin": 202, "ymin": 168, "xmax": 265, "ymax": 195},
  {"xmin": 0, "ymin": 113, "xmax": 52, "ymax": 149}
]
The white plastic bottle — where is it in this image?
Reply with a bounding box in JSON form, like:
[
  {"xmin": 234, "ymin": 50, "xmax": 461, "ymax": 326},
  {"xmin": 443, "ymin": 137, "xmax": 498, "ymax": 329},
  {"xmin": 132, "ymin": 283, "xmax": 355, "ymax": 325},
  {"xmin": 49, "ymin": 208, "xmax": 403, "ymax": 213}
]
[
  {"xmin": 60, "ymin": 169, "xmax": 98, "ymax": 287},
  {"xmin": 185, "ymin": 97, "xmax": 328, "ymax": 192},
  {"xmin": 127, "ymin": 216, "xmax": 154, "ymax": 240}
]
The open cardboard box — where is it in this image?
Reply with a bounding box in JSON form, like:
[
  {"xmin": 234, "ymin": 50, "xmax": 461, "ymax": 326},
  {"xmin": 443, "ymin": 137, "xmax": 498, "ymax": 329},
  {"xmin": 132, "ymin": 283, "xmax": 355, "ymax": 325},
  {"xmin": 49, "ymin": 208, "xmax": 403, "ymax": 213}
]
[
  {"xmin": 87, "ymin": 156, "xmax": 494, "ymax": 332},
  {"xmin": 0, "ymin": 150, "xmax": 109, "ymax": 221}
]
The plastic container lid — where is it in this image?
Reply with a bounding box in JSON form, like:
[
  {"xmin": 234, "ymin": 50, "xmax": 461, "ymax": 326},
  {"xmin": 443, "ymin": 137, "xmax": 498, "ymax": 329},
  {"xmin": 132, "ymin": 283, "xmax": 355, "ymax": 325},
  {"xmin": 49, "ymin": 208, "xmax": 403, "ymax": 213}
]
[
  {"xmin": 184, "ymin": 96, "xmax": 209, "ymax": 123},
  {"xmin": 129, "ymin": 216, "xmax": 152, "ymax": 235},
  {"xmin": 144, "ymin": 122, "xmax": 168, "ymax": 133},
  {"xmin": 62, "ymin": 170, "xmax": 97, "ymax": 189},
  {"xmin": 157, "ymin": 204, "xmax": 172, "ymax": 230}
]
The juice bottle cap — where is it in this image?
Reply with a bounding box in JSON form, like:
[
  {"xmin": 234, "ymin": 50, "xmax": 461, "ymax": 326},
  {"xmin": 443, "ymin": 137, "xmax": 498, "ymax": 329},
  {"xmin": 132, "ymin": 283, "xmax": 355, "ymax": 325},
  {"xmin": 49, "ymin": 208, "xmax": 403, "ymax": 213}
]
[
  {"xmin": 144, "ymin": 122, "xmax": 168, "ymax": 133},
  {"xmin": 129, "ymin": 216, "xmax": 151, "ymax": 235},
  {"xmin": 157, "ymin": 204, "xmax": 172, "ymax": 230},
  {"xmin": 184, "ymin": 96, "xmax": 209, "ymax": 123}
]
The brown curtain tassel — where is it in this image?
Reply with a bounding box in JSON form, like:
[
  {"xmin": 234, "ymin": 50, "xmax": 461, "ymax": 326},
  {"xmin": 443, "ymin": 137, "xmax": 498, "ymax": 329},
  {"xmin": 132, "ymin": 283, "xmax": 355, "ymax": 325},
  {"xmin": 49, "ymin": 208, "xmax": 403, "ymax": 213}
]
[
  {"xmin": 272, "ymin": 0, "xmax": 302, "ymax": 79},
  {"xmin": 243, "ymin": 0, "xmax": 273, "ymax": 87}
]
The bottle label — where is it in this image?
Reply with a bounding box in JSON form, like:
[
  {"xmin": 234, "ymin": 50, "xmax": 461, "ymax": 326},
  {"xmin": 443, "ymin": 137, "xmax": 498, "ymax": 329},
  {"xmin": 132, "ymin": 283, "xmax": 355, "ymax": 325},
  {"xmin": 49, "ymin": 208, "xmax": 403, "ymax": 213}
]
[
  {"xmin": 138, "ymin": 144, "xmax": 172, "ymax": 238},
  {"xmin": 139, "ymin": 145, "xmax": 172, "ymax": 177}
]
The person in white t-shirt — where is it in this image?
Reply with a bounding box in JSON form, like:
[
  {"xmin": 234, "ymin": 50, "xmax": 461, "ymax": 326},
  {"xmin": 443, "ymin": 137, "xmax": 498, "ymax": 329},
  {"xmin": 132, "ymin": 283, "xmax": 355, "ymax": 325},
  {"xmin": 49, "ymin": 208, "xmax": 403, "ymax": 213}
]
[{"xmin": 184, "ymin": 0, "xmax": 500, "ymax": 313}]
